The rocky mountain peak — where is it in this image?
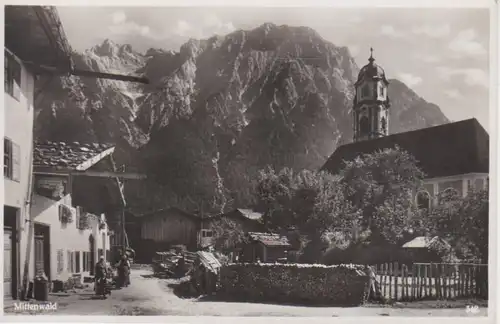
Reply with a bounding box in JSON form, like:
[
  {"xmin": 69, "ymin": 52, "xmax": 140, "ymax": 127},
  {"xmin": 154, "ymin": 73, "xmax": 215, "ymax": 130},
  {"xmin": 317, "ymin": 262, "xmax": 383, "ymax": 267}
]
[
  {"xmin": 90, "ymin": 38, "xmax": 119, "ymax": 57},
  {"xmin": 34, "ymin": 23, "xmax": 450, "ymax": 215}
]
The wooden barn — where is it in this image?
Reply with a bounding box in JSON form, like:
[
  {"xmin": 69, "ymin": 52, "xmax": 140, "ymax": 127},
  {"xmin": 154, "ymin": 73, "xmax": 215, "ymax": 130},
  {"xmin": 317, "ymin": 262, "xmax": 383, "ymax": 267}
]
[{"xmin": 139, "ymin": 207, "xmax": 200, "ymax": 252}]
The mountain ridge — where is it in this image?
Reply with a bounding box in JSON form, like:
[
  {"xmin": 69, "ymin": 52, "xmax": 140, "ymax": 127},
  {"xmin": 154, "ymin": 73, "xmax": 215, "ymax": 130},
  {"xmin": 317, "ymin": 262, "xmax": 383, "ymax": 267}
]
[{"xmin": 33, "ymin": 23, "xmax": 450, "ymax": 214}]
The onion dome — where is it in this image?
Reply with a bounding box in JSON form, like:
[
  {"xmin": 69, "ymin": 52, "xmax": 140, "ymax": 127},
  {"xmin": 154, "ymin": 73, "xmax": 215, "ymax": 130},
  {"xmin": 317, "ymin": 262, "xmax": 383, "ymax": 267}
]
[{"xmin": 355, "ymin": 48, "xmax": 389, "ymax": 86}]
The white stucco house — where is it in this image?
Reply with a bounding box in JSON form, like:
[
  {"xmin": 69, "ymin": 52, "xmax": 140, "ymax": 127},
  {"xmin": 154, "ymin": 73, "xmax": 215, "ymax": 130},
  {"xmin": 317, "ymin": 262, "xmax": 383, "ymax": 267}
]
[
  {"xmin": 28, "ymin": 140, "xmax": 125, "ymax": 293},
  {"xmin": 3, "ymin": 43, "xmax": 37, "ymax": 301},
  {"xmin": 4, "ymin": 6, "xmax": 148, "ymax": 301}
]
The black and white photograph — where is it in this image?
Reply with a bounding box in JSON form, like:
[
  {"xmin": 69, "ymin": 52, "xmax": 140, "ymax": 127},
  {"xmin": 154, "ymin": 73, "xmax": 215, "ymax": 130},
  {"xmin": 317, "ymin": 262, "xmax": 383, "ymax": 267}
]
[{"xmin": 1, "ymin": 0, "xmax": 496, "ymax": 320}]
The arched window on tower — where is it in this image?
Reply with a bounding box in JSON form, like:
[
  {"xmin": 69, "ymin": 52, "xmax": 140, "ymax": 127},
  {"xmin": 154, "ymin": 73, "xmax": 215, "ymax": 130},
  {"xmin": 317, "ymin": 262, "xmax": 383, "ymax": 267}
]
[
  {"xmin": 361, "ymin": 83, "xmax": 371, "ymax": 99},
  {"xmin": 378, "ymin": 83, "xmax": 386, "ymax": 100},
  {"xmin": 415, "ymin": 191, "xmax": 431, "ymax": 210},
  {"xmin": 359, "ymin": 115, "xmax": 370, "ymax": 136}
]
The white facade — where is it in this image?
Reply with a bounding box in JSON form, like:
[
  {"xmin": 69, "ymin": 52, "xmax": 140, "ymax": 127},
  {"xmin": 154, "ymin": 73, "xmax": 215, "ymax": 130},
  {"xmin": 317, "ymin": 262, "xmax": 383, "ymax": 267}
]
[
  {"xmin": 415, "ymin": 173, "xmax": 489, "ymax": 209},
  {"xmin": 29, "ymin": 193, "xmax": 111, "ymax": 283},
  {"xmin": 3, "ymin": 48, "xmax": 35, "ymax": 208},
  {"xmin": 3, "ymin": 48, "xmax": 35, "ymax": 299}
]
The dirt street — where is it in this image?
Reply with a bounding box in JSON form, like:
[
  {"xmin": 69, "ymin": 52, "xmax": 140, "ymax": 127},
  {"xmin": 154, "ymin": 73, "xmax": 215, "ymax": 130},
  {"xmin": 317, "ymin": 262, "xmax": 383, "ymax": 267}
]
[{"xmin": 3, "ymin": 268, "xmax": 488, "ymax": 317}]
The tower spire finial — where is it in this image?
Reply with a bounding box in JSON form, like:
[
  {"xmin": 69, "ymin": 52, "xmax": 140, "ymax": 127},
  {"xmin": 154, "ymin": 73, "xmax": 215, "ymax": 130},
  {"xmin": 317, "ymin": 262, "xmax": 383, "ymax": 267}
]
[{"xmin": 369, "ymin": 47, "xmax": 375, "ymax": 63}]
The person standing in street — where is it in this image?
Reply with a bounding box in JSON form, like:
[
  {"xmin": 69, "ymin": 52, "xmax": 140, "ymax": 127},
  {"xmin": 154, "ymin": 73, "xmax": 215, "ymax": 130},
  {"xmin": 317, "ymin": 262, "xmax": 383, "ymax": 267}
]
[{"xmin": 94, "ymin": 256, "xmax": 108, "ymax": 298}]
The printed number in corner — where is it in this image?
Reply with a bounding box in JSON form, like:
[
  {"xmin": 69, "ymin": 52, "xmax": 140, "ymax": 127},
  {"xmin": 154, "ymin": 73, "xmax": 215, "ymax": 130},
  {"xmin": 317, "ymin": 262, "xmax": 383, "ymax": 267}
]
[{"xmin": 466, "ymin": 305, "xmax": 480, "ymax": 314}]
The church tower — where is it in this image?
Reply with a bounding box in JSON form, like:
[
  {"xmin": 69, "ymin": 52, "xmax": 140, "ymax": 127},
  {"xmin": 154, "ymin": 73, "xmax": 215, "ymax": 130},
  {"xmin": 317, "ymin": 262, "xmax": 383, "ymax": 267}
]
[{"xmin": 352, "ymin": 48, "xmax": 390, "ymax": 142}]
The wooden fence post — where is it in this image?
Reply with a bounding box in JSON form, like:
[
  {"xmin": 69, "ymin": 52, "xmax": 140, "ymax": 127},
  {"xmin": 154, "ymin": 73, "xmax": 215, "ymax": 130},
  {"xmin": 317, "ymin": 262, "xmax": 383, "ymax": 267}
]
[
  {"xmin": 441, "ymin": 264, "xmax": 446, "ymax": 299},
  {"xmin": 388, "ymin": 262, "xmax": 393, "ymax": 300},
  {"xmin": 382, "ymin": 263, "xmax": 389, "ymax": 298},
  {"xmin": 394, "ymin": 262, "xmax": 399, "ymax": 301},
  {"xmin": 473, "ymin": 265, "xmax": 478, "ymax": 297},
  {"xmin": 416, "ymin": 264, "xmax": 421, "ymax": 299},
  {"xmin": 412, "ymin": 264, "xmax": 416, "ymax": 300},
  {"xmin": 400, "ymin": 265, "xmax": 404, "ymax": 300},
  {"xmin": 404, "ymin": 265, "xmax": 409, "ymax": 299},
  {"xmin": 465, "ymin": 266, "xmax": 470, "ymax": 296}
]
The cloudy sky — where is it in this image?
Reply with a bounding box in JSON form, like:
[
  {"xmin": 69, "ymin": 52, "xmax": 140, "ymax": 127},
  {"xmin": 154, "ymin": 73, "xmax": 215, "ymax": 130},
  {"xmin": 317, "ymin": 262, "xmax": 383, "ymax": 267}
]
[{"xmin": 57, "ymin": 6, "xmax": 491, "ymax": 130}]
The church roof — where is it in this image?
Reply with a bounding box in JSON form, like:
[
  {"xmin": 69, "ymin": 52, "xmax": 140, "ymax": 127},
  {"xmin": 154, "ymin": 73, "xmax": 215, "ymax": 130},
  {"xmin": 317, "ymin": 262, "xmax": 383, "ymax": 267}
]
[{"xmin": 321, "ymin": 118, "xmax": 489, "ymax": 178}]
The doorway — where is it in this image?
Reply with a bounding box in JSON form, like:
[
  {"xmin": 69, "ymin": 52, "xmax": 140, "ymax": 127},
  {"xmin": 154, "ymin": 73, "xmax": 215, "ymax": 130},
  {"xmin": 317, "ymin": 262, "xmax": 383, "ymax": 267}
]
[
  {"xmin": 4, "ymin": 206, "xmax": 18, "ymax": 299},
  {"xmin": 34, "ymin": 223, "xmax": 51, "ymax": 282},
  {"xmin": 89, "ymin": 234, "xmax": 95, "ymax": 275}
]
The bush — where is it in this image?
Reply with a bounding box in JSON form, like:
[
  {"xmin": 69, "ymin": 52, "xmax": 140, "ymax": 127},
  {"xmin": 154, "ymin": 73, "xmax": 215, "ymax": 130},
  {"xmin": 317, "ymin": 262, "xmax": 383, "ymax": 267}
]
[
  {"xmin": 219, "ymin": 263, "xmax": 370, "ymax": 306},
  {"xmin": 322, "ymin": 244, "xmax": 414, "ymax": 266}
]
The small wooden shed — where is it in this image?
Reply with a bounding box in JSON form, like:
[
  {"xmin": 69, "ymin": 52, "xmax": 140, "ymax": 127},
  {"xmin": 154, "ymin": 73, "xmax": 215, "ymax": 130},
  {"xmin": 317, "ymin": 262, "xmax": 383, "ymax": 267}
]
[
  {"xmin": 402, "ymin": 236, "xmax": 451, "ymax": 263},
  {"xmin": 238, "ymin": 232, "xmax": 292, "ymax": 263}
]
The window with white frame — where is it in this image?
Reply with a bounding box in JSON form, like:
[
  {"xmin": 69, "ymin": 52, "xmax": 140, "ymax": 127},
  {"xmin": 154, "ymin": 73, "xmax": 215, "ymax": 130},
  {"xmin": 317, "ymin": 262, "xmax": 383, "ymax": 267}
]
[
  {"xmin": 378, "ymin": 83, "xmax": 386, "ymax": 100},
  {"xmin": 4, "ymin": 50, "xmax": 21, "ymax": 100},
  {"xmin": 4, "ymin": 138, "xmax": 20, "ymax": 182},
  {"xmin": 201, "ymin": 229, "xmax": 213, "ymax": 238}
]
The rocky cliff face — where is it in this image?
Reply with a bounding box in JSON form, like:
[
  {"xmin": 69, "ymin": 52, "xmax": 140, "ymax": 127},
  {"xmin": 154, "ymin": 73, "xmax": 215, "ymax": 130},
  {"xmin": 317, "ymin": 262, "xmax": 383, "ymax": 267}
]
[{"xmin": 34, "ymin": 23, "xmax": 449, "ymax": 215}]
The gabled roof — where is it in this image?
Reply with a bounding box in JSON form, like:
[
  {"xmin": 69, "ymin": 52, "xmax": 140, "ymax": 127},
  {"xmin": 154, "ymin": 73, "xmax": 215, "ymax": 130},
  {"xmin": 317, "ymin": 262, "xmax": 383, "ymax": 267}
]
[
  {"xmin": 402, "ymin": 236, "xmax": 451, "ymax": 249},
  {"xmin": 248, "ymin": 232, "xmax": 291, "ymax": 247},
  {"xmin": 322, "ymin": 118, "xmax": 489, "ymax": 178},
  {"xmin": 205, "ymin": 208, "xmax": 263, "ymax": 223},
  {"xmin": 236, "ymin": 209, "xmax": 263, "ymax": 221},
  {"xmin": 33, "ymin": 141, "xmax": 115, "ymax": 173}
]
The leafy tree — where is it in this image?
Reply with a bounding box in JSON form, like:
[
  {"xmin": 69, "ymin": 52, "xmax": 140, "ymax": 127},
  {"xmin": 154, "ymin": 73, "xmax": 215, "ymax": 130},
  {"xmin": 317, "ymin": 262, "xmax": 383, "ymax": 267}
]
[
  {"xmin": 210, "ymin": 217, "xmax": 250, "ymax": 252},
  {"xmin": 425, "ymin": 187, "xmax": 489, "ymax": 263},
  {"xmin": 339, "ymin": 146, "xmax": 426, "ymax": 244},
  {"xmin": 255, "ymin": 166, "xmax": 360, "ymax": 246}
]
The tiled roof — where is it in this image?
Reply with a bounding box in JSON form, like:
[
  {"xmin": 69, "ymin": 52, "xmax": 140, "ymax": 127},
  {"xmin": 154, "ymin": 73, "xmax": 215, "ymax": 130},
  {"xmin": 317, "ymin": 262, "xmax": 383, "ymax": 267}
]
[
  {"xmin": 322, "ymin": 119, "xmax": 489, "ymax": 178},
  {"xmin": 33, "ymin": 141, "xmax": 114, "ymax": 171},
  {"xmin": 248, "ymin": 232, "xmax": 291, "ymax": 247}
]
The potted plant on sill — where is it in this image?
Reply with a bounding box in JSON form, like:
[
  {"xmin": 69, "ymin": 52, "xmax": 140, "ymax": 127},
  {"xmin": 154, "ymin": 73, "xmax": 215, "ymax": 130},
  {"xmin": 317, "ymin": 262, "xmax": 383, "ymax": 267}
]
[
  {"xmin": 60, "ymin": 205, "xmax": 74, "ymax": 224},
  {"xmin": 78, "ymin": 213, "xmax": 92, "ymax": 230}
]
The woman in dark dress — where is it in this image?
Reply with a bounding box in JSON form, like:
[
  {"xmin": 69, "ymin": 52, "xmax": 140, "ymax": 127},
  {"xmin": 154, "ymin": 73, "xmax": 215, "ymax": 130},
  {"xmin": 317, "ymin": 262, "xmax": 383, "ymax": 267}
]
[{"xmin": 121, "ymin": 255, "xmax": 131, "ymax": 287}]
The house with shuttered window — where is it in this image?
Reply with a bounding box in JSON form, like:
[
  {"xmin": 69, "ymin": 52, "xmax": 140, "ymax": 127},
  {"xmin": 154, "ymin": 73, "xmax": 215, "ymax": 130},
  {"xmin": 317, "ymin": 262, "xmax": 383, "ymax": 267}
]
[
  {"xmin": 28, "ymin": 140, "xmax": 125, "ymax": 291},
  {"xmin": 4, "ymin": 6, "xmax": 148, "ymax": 300},
  {"xmin": 3, "ymin": 19, "xmax": 38, "ymax": 302}
]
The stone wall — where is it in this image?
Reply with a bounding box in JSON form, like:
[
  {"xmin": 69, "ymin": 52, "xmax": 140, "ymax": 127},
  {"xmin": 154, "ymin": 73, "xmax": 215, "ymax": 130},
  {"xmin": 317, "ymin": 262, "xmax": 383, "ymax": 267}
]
[{"xmin": 219, "ymin": 263, "xmax": 369, "ymax": 306}]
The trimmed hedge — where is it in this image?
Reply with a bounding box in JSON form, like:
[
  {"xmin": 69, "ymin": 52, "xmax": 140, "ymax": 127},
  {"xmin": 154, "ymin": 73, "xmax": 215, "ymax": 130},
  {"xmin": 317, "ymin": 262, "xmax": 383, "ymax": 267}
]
[{"xmin": 219, "ymin": 263, "xmax": 370, "ymax": 306}]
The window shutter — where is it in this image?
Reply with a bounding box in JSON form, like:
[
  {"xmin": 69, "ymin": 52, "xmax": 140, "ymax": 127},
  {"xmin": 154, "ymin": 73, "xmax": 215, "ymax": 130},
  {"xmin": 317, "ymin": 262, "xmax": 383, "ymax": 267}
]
[
  {"xmin": 57, "ymin": 249, "xmax": 64, "ymax": 274},
  {"xmin": 67, "ymin": 251, "xmax": 71, "ymax": 272},
  {"xmin": 76, "ymin": 207, "xmax": 81, "ymax": 229},
  {"xmin": 4, "ymin": 138, "xmax": 12, "ymax": 179},
  {"xmin": 11, "ymin": 142, "xmax": 20, "ymax": 182},
  {"xmin": 75, "ymin": 251, "xmax": 80, "ymax": 273},
  {"xmin": 12, "ymin": 59, "xmax": 21, "ymax": 100}
]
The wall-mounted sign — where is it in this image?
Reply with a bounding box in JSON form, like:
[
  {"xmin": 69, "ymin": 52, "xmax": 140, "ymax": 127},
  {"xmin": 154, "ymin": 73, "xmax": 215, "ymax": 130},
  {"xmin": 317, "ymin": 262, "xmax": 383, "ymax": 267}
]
[{"xmin": 35, "ymin": 175, "xmax": 68, "ymax": 200}]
